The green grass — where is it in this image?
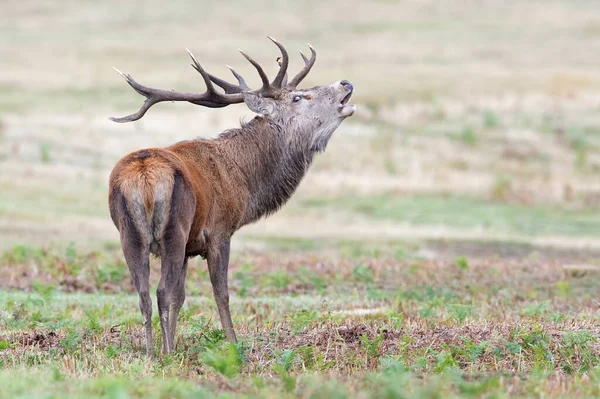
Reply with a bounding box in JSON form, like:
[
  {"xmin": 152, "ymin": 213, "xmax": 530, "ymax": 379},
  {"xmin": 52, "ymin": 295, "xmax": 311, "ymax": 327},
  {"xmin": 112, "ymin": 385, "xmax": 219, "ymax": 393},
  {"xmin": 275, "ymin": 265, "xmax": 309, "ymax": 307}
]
[
  {"xmin": 303, "ymin": 193, "xmax": 600, "ymax": 237},
  {"xmin": 1, "ymin": 244, "xmax": 599, "ymax": 398}
]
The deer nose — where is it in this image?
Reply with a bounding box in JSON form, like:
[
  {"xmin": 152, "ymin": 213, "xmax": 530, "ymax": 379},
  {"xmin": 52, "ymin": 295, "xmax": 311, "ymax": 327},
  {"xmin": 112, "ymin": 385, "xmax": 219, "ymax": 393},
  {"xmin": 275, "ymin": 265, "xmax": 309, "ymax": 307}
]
[{"xmin": 340, "ymin": 80, "xmax": 354, "ymax": 92}]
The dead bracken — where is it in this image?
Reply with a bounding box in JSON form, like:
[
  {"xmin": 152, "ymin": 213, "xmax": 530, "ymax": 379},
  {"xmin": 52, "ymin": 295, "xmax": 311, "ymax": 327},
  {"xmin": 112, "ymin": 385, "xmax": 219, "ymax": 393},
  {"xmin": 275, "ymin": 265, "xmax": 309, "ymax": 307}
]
[{"xmin": 14, "ymin": 331, "xmax": 60, "ymax": 351}]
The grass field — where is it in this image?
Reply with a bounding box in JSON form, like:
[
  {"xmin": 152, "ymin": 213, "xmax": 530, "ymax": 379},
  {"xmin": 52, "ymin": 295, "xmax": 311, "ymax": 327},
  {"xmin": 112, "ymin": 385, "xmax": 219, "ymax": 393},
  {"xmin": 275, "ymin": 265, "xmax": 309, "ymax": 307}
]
[
  {"xmin": 1, "ymin": 243, "xmax": 599, "ymax": 398},
  {"xmin": 1, "ymin": 0, "xmax": 600, "ymax": 398}
]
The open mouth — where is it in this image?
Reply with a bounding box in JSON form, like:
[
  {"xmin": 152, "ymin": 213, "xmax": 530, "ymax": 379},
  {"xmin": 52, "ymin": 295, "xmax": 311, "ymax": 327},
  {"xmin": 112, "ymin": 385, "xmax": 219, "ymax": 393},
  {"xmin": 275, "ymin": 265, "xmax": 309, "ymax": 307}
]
[
  {"xmin": 340, "ymin": 91, "xmax": 352, "ymax": 105},
  {"xmin": 337, "ymin": 81, "xmax": 356, "ymax": 118}
]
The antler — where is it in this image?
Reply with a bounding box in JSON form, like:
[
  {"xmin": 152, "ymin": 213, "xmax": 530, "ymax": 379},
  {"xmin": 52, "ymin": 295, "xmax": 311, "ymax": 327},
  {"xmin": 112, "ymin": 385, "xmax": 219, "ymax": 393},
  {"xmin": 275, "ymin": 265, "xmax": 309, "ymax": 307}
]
[
  {"xmin": 110, "ymin": 37, "xmax": 317, "ymax": 123},
  {"xmin": 288, "ymin": 44, "xmax": 316, "ymax": 88},
  {"xmin": 205, "ymin": 36, "xmax": 291, "ymax": 97}
]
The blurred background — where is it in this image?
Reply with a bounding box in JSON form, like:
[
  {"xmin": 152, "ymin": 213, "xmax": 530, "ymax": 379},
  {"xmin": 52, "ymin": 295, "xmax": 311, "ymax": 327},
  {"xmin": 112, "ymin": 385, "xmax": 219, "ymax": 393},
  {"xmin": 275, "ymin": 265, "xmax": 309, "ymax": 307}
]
[{"xmin": 2, "ymin": 0, "xmax": 600, "ymax": 253}]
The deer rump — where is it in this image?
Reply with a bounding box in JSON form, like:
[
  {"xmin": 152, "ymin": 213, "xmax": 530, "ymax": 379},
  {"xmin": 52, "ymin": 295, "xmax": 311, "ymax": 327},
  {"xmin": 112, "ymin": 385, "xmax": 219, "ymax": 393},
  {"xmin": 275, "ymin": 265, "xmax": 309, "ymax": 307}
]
[{"xmin": 109, "ymin": 149, "xmax": 201, "ymax": 257}]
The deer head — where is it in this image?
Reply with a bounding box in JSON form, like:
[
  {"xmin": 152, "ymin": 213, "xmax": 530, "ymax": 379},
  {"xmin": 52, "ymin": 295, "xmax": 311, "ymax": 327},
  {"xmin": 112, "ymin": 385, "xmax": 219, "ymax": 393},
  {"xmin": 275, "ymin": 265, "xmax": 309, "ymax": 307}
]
[
  {"xmin": 111, "ymin": 37, "xmax": 355, "ymax": 152},
  {"xmin": 242, "ymin": 78, "xmax": 355, "ymax": 152}
]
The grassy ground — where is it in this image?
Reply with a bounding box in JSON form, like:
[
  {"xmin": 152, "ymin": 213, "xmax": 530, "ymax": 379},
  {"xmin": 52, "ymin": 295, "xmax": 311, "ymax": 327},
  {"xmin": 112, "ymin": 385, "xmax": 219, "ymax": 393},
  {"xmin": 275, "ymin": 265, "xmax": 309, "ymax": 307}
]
[
  {"xmin": 2, "ymin": 0, "xmax": 600, "ymax": 397},
  {"xmin": 1, "ymin": 243, "xmax": 599, "ymax": 398}
]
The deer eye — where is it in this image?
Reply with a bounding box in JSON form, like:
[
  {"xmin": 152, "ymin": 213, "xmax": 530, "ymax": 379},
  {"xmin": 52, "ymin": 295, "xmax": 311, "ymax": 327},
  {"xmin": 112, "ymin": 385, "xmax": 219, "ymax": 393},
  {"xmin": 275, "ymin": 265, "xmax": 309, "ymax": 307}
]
[{"xmin": 292, "ymin": 95, "xmax": 302, "ymax": 103}]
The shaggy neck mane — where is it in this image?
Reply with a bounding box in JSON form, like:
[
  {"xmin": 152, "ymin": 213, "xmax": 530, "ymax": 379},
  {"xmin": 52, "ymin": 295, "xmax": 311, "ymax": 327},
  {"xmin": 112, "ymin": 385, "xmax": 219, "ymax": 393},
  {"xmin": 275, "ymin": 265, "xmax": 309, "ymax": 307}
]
[{"xmin": 218, "ymin": 117, "xmax": 315, "ymax": 224}]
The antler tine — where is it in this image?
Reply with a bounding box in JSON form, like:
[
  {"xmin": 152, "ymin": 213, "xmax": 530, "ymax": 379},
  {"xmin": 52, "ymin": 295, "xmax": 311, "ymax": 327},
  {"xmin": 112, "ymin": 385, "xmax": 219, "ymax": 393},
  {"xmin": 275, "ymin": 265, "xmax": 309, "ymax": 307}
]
[
  {"xmin": 288, "ymin": 44, "xmax": 317, "ymax": 88},
  {"xmin": 277, "ymin": 59, "xmax": 288, "ymax": 87},
  {"xmin": 206, "ymin": 65, "xmax": 250, "ymax": 94},
  {"xmin": 207, "ymin": 70, "xmax": 243, "ymax": 94},
  {"xmin": 112, "ymin": 68, "xmax": 148, "ymax": 98},
  {"xmin": 109, "ymin": 72, "xmax": 181, "ymax": 123},
  {"xmin": 300, "ymin": 51, "xmax": 310, "ymax": 65},
  {"xmin": 226, "ymin": 66, "xmax": 250, "ymax": 90},
  {"xmin": 187, "ymin": 48, "xmax": 218, "ymax": 93},
  {"xmin": 238, "ymin": 49, "xmax": 271, "ymax": 91},
  {"xmin": 268, "ymin": 36, "xmax": 289, "ymax": 88},
  {"xmin": 109, "ymin": 95, "xmax": 156, "ymax": 123}
]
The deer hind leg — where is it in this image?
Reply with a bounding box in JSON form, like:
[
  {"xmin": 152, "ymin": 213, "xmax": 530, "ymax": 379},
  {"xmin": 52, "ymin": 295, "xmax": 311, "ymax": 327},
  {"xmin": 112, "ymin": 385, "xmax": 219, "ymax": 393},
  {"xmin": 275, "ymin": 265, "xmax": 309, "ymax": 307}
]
[
  {"xmin": 167, "ymin": 257, "xmax": 188, "ymax": 347},
  {"xmin": 122, "ymin": 241, "xmax": 153, "ymax": 357},
  {"xmin": 112, "ymin": 189, "xmax": 154, "ymax": 357},
  {"xmin": 156, "ymin": 172, "xmax": 194, "ymax": 354},
  {"xmin": 207, "ymin": 238, "xmax": 237, "ymax": 343},
  {"xmin": 157, "ymin": 242, "xmax": 187, "ymax": 354},
  {"xmin": 116, "ymin": 214, "xmax": 153, "ymax": 357}
]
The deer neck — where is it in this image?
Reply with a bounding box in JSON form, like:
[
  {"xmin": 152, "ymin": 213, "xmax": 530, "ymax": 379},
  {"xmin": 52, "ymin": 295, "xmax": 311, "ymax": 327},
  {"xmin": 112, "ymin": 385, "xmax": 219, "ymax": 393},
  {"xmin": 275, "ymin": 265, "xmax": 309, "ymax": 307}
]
[{"xmin": 220, "ymin": 117, "xmax": 315, "ymax": 225}]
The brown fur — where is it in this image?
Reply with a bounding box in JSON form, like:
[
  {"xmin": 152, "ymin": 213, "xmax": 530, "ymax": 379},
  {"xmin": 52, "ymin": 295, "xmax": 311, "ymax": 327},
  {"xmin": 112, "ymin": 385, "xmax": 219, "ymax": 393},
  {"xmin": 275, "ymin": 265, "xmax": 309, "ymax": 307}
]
[{"xmin": 113, "ymin": 156, "xmax": 173, "ymax": 220}]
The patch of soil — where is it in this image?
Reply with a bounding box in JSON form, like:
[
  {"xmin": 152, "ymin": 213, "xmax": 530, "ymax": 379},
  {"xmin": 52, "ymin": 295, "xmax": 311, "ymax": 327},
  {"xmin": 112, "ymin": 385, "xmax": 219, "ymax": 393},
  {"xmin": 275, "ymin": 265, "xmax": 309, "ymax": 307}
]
[
  {"xmin": 14, "ymin": 331, "xmax": 60, "ymax": 350},
  {"xmin": 59, "ymin": 275, "xmax": 98, "ymax": 294}
]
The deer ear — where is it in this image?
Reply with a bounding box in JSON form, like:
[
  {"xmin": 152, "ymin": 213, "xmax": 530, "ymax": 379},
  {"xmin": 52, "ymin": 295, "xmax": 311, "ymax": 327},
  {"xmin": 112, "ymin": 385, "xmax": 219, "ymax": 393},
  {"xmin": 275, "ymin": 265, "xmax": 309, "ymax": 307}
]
[{"xmin": 242, "ymin": 92, "xmax": 276, "ymax": 116}]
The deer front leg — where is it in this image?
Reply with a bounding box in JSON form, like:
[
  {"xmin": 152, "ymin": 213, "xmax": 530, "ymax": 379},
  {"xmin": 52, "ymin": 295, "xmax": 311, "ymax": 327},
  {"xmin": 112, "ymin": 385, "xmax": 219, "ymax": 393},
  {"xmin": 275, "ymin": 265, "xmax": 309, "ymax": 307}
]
[{"xmin": 207, "ymin": 237, "xmax": 237, "ymax": 343}]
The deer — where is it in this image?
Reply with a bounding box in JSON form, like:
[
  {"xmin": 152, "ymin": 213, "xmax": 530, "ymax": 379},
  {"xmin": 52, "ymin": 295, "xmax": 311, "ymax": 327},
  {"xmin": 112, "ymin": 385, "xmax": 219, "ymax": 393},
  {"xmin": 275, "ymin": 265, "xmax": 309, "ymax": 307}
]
[{"xmin": 108, "ymin": 37, "xmax": 355, "ymax": 356}]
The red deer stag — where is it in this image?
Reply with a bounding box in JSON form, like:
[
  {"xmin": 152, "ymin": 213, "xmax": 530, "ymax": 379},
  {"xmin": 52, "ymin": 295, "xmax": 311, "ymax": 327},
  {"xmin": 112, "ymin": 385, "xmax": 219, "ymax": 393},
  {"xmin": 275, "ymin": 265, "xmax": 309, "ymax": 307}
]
[{"xmin": 108, "ymin": 37, "xmax": 355, "ymax": 356}]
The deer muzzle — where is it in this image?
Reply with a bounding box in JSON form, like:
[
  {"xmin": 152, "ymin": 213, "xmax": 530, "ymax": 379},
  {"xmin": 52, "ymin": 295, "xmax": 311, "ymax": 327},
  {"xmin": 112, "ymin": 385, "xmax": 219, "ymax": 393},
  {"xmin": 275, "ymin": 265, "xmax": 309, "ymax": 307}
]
[{"xmin": 338, "ymin": 80, "xmax": 355, "ymax": 118}]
